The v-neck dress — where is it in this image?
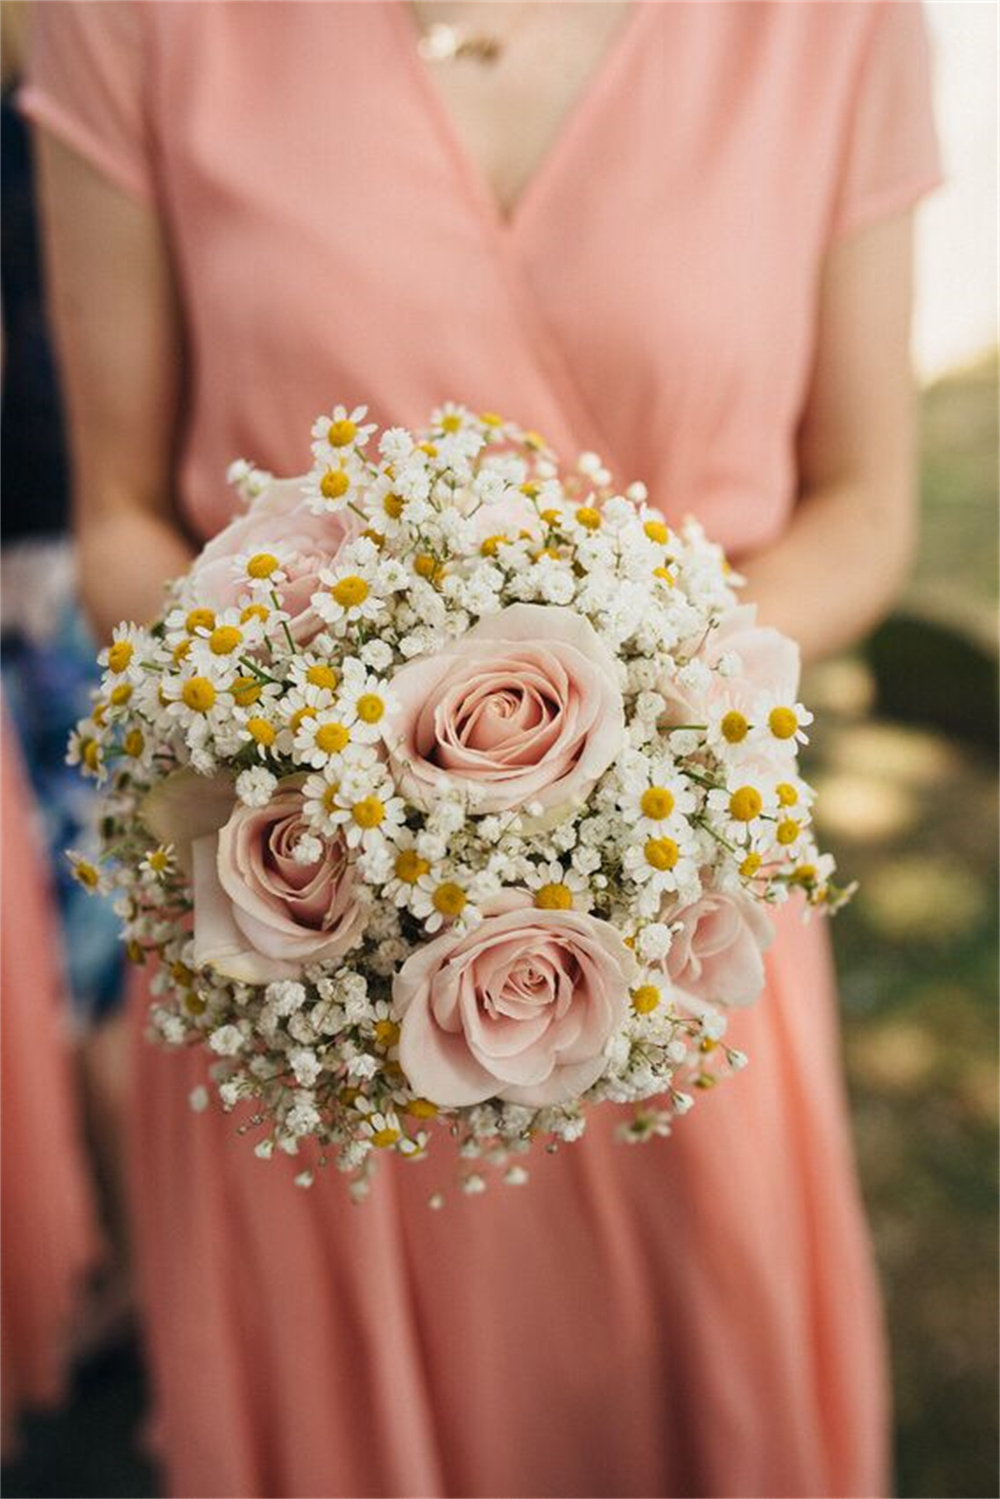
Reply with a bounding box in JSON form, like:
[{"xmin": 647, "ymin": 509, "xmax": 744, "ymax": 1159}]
[{"xmin": 23, "ymin": 4, "xmax": 941, "ymax": 1495}]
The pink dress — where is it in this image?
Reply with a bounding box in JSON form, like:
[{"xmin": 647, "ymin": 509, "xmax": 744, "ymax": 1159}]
[
  {"xmin": 0, "ymin": 713, "xmax": 102, "ymax": 1453},
  {"xmin": 23, "ymin": 4, "xmax": 941, "ymax": 1494}
]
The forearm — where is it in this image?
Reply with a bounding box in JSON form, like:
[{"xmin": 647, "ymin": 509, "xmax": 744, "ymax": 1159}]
[
  {"xmin": 79, "ymin": 508, "xmax": 195, "ymax": 643},
  {"xmin": 736, "ymin": 477, "xmax": 916, "ymax": 665}
]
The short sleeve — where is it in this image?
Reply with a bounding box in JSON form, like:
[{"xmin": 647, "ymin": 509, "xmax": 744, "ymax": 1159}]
[
  {"xmin": 18, "ymin": 0, "xmax": 154, "ymax": 202},
  {"xmin": 828, "ymin": 1, "xmax": 943, "ymax": 242}
]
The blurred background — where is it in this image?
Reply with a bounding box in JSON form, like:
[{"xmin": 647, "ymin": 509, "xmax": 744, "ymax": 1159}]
[{"xmin": 1, "ymin": 3, "xmax": 997, "ymax": 1497}]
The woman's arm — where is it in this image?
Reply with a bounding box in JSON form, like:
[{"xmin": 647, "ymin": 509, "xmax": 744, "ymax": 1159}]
[
  {"xmin": 738, "ymin": 211, "xmax": 919, "ymax": 664},
  {"xmin": 34, "ymin": 131, "xmax": 194, "ymax": 642}
]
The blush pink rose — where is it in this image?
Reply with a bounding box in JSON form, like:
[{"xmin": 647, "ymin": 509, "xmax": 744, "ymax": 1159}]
[
  {"xmin": 385, "ymin": 603, "xmax": 625, "ymax": 819},
  {"xmin": 661, "ymin": 889, "xmax": 775, "ymax": 1010},
  {"xmin": 467, "ymin": 492, "xmax": 542, "ymax": 548},
  {"xmin": 395, "ymin": 893, "xmax": 635, "ymax": 1107},
  {"xmin": 660, "ymin": 604, "xmax": 800, "ymax": 723},
  {"xmin": 187, "ymin": 476, "xmax": 361, "ymax": 645},
  {"xmin": 191, "ymin": 783, "xmax": 367, "ymax": 983}
]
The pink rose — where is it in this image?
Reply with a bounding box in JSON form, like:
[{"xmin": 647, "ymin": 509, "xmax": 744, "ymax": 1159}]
[
  {"xmin": 191, "ymin": 783, "xmax": 367, "ymax": 983},
  {"xmin": 662, "ymin": 889, "xmax": 774, "ymax": 1010},
  {"xmin": 187, "ymin": 477, "xmax": 360, "ymax": 645},
  {"xmin": 467, "ymin": 492, "xmax": 541, "ymax": 548},
  {"xmin": 660, "ymin": 604, "xmax": 800, "ymax": 723},
  {"xmin": 395, "ymin": 893, "xmax": 635, "ymax": 1107},
  {"xmin": 385, "ymin": 603, "xmax": 625, "ymax": 819}
]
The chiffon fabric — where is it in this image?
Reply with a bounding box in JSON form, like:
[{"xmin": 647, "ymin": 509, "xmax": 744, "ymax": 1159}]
[
  {"xmin": 23, "ymin": 4, "xmax": 942, "ymax": 1494},
  {"xmin": 0, "ymin": 711, "xmax": 102, "ymax": 1453}
]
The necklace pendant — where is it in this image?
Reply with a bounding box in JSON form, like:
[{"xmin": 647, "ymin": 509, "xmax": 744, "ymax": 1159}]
[{"xmin": 417, "ymin": 21, "xmax": 504, "ymax": 66}]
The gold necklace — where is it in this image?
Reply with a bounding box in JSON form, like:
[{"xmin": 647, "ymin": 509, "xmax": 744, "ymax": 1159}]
[{"xmin": 414, "ymin": 2, "xmax": 535, "ymax": 67}]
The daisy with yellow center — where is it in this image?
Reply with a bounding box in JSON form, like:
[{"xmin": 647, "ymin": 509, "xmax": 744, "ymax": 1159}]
[
  {"xmin": 67, "ymin": 851, "xmax": 104, "ymax": 893},
  {"xmin": 340, "ymin": 669, "xmax": 398, "ymax": 743},
  {"xmin": 411, "ymin": 869, "xmax": 477, "ymax": 933},
  {"xmin": 100, "ymin": 624, "xmax": 145, "ymax": 683},
  {"xmin": 619, "ymin": 763, "xmax": 695, "ymax": 834},
  {"xmin": 292, "ymin": 710, "xmax": 353, "ymax": 770},
  {"xmin": 316, "ymin": 567, "xmax": 382, "ymax": 632},
  {"xmin": 525, "ymin": 862, "xmax": 591, "ymax": 912}
]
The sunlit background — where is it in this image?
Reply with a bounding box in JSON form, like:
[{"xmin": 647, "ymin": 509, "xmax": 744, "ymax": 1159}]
[{"xmin": 1, "ymin": 5, "xmax": 996, "ymax": 1498}]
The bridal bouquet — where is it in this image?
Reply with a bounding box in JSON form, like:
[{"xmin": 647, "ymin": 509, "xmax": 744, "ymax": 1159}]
[{"xmin": 69, "ymin": 404, "xmax": 849, "ymax": 1198}]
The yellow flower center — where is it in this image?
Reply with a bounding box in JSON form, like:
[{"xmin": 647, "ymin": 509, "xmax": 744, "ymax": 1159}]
[
  {"xmin": 182, "ymin": 677, "xmax": 217, "ymax": 713},
  {"xmin": 171, "ymin": 961, "xmax": 193, "ymax": 985},
  {"xmin": 382, "ymin": 492, "xmax": 405, "ymax": 519},
  {"xmin": 540, "ymin": 507, "xmax": 562, "ymax": 525},
  {"xmin": 172, "ymin": 639, "xmax": 192, "ymax": 663},
  {"xmin": 240, "ymin": 603, "xmax": 270, "ymax": 624},
  {"xmin": 289, "ymin": 705, "xmax": 317, "ymax": 732},
  {"xmin": 395, "ymin": 849, "xmax": 430, "ymax": 884},
  {"xmin": 314, "ymin": 722, "xmax": 350, "ymax": 754},
  {"xmin": 231, "ymin": 675, "xmax": 262, "ymax": 707},
  {"xmin": 91, "ymin": 702, "xmax": 108, "ymax": 727},
  {"xmin": 73, "ymin": 859, "xmax": 100, "ymax": 890},
  {"xmin": 631, "ymin": 984, "xmax": 661, "ymax": 1015},
  {"xmin": 721, "ymin": 711, "xmax": 750, "ymax": 744},
  {"xmin": 729, "ymin": 786, "xmax": 762, "ymax": 822},
  {"xmin": 418, "ymin": 441, "xmax": 438, "ymax": 458},
  {"xmin": 534, "ymin": 882, "xmax": 573, "ymax": 910},
  {"xmin": 644, "ymin": 519, "xmax": 670, "ymax": 545},
  {"xmin": 320, "ymin": 468, "xmax": 350, "ymax": 501},
  {"xmin": 82, "ymin": 739, "xmax": 102, "ymax": 771},
  {"xmin": 533, "ymin": 547, "xmax": 561, "ymax": 563},
  {"xmin": 322, "ymin": 783, "xmax": 340, "ymax": 812},
  {"xmin": 362, "ymin": 528, "xmax": 385, "ymax": 548},
  {"xmin": 209, "ymin": 625, "xmax": 243, "ymax": 655},
  {"xmin": 479, "ymin": 411, "xmax": 504, "ymax": 427},
  {"xmin": 306, "ymin": 664, "xmax": 339, "ymax": 689},
  {"xmin": 640, "ymin": 786, "xmax": 675, "ymax": 821},
  {"xmin": 653, "ymin": 567, "xmax": 675, "ymax": 586},
  {"xmin": 247, "ymin": 717, "xmax": 276, "ymax": 746},
  {"xmin": 351, "ymin": 795, "xmax": 385, "ymax": 829},
  {"xmin": 440, "ymin": 413, "xmax": 463, "ymax": 433},
  {"xmin": 123, "ymin": 728, "xmax": 145, "ymax": 758},
  {"xmin": 414, "ymin": 553, "xmax": 442, "ymax": 581},
  {"xmin": 110, "ymin": 683, "xmax": 133, "ymax": 706},
  {"xmin": 185, "ymin": 608, "xmax": 216, "ymax": 634},
  {"xmin": 776, "ymin": 818, "xmax": 800, "ymax": 846},
  {"xmin": 107, "ymin": 639, "xmax": 134, "ymax": 674},
  {"xmin": 432, "ymin": 882, "xmax": 467, "ymax": 917},
  {"xmin": 328, "ymin": 418, "xmax": 357, "ymax": 447},
  {"xmin": 523, "ymin": 429, "xmax": 547, "ymax": 450},
  {"xmin": 576, "ymin": 506, "xmax": 602, "ymax": 530},
  {"xmin": 521, "ymin": 481, "xmax": 541, "ymax": 499},
  {"xmin": 355, "ymin": 693, "xmax": 385, "ymax": 725},
  {"xmin": 331, "ymin": 575, "xmax": 369, "ymax": 608},
  {"xmin": 790, "ymin": 864, "xmax": 817, "ymax": 886},
  {"xmin": 644, "ymin": 837, "xmax": 679, "ymax": 871},
  {"xmin": 148, "ymin": 849, "xmax": 172, "ymax": 874},
  {"xmin": 776, "ymin": 782, "xmax": 798, "ymax": 807},
  {"xmin": 184, "ymin": 990, "xmax": 207, "ymax": 1016},
  {"xmin": 740, "ymin": 852, "xmax": 762, "ymax": 878},
  {"xmin": 246, "ymin": 552, "xmax": 279, "ymax": 579},
  {"xmin": 371, "ymin": 1127, "xmax": 401, "ymax": 1149},
  {"xmin": 480, "ymin": 534, "xmax": 509, "ymax": 558},
  {"xmin": 407, "ymin": 1097, "xmax": 439, "ymax": 1118},
  {"xmin": 769, "ymin": 706, "xmax": 799, "ymax": 740},
  {"xmin": 374, "ymin": 1019, "xmax": 400, "ymax": 1048}
]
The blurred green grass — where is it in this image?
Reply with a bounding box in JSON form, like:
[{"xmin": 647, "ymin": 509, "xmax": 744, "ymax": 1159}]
[{"xmin": 803, "ymin": 350, "xmax": 999, "ymax": 1499}]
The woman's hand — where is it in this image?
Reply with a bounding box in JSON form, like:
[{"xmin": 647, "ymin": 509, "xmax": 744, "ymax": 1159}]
[
  {"xmin": 35, "ymin": 131, "xmax": 194, "ymax": 641},
  {"xmin": 739, "ymin": 211, "xmax": 919, "ymax": 664}
]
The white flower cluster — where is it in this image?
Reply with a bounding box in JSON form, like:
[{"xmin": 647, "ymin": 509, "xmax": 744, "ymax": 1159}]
[{"xmin": 69, "ymin": 404, "xmax": 850, "ymax": 1201}]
